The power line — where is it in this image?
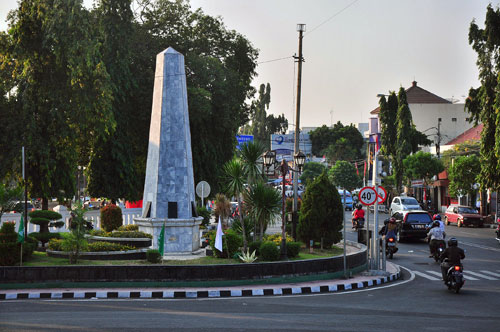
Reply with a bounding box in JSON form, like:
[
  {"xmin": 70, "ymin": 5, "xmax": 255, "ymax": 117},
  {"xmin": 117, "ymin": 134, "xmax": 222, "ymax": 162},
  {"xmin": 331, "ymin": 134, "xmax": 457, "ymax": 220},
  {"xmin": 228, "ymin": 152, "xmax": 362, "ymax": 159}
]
[
  {"xmin": 257, "ymin": 56, "xmax": 293, "ymax": 64},
  {"xmin": 304, "ymin": 0, "xmax": 361, "ymax": 37}
]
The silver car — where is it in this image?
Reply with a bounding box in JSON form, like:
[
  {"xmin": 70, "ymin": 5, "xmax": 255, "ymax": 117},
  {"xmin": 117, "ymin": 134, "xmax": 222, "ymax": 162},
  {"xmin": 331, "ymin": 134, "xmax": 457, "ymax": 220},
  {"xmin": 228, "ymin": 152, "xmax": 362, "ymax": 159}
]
[{"xmin": 390, "ymin": 196, "xmax": 421, "ymax": 216}]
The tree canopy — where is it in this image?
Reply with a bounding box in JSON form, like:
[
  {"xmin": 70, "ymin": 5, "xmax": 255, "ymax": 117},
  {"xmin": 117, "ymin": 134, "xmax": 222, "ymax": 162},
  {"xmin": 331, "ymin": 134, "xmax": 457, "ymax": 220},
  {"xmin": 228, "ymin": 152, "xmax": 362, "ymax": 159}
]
[
  {"xmin": 300, "ymin": 162, "xmax": 326, "ymax": 186},
  {"xmin": 403, "ymin": 151, "xmax": 444, "ymax": 187},
  {"xmin": 467, "ymin": 4, "xmax": 500, "ymax": 191},
  {"xmin": 448, "ymin": 155, "xmax": 481, "ymax": 200},
  {"xmin": 0, "ymin": 0, "xmax": 260, "ymax": 203},
  {"xmin": 328, "ymin": 160, "xmax": 362, "ymax": 192},
  {"xmin": 309, "ymin": 122, "xmax": 364, "ymax": 161}
]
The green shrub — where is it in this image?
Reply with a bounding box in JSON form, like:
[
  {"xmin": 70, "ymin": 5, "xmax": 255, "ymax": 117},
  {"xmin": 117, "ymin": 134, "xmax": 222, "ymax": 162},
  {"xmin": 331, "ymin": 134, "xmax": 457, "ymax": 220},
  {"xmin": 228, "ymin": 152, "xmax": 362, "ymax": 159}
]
[
  {"xmin": 208, "ymin": 228, "xmax": 242, "ymax": 258},
  {"xmin": 0, "ymin": 221, "xmax": 17, "ymax": 243},
  {"xmin": 0, "ymin": 243, "xmax": 18, "ymax": 265},
  {"xmin": 146, "ymin": 249, "xmax": 162, "ymax": 263},
  {"xmin": 100, "ymin": 204, "xmax": 123, "ymax": 232},
  {"xmin": 196, "ymin": 206, "xmax": 211, "ymax": 227},
  {"xmin": 87, "ymin": 241, "xmax": 134, "ymax": 252},
  {"xmin": 28, "ymin": 210, "xmax": 63, "ymax": 235},
  {"xmin": 248, "ymin": 240, "xmax": 262, "ymax": 256},
  {"xmin": 286, "ymin": 241, "xmax": 302, "ymax": 258},
  {"xmin": 259, "ymin": 241, "xmax": 280, "ymax": 261},
  {"xmin": 231, "ymin": 216, "xmax": 254, "ymax": 240},
  {"xmin": 48, "ymin": 238, "xmax": 63, "ymax": 251},
  {"xmin": 30, "ymin": 232, "xmax": 61, "ymax": 244},
  {"xmin": 117, "ymin": 224, "xmax": 139, "ymax": 231},
  {"xmin": 110, "ymin": 231, "xmax": 152, "ymax": 239},
  {"xmin": 89, "ymin": 229, "xmax": 108, "ymax": 237}
]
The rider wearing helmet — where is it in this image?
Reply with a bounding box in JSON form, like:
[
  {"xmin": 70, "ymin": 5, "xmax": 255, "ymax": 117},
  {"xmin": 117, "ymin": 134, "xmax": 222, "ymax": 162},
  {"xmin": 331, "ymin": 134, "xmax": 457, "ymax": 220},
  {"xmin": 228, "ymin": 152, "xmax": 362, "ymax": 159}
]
[
  {"xmin": 428, "ymin": 220, "xmax": 446, "ymax": 257},
  {"xmin": 433, "ymin": 214, "xmax": 445, "ymax": 232},
  {"xmin": 352, "ymin": 204, "xmax": 365, "ymax": 228},
  {"xmin": 379, "ymin": 217, "xmax": 398, "ymax": 238},
  {"xmin": 440, "ymin": 237, "xmax": 465, "ymax": 283}
]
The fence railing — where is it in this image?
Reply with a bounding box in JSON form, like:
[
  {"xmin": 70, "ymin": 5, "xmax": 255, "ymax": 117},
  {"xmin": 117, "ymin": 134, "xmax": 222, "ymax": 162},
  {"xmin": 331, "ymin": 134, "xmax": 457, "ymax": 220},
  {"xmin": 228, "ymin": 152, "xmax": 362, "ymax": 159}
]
[{"xmin": 0, "ymin": 208, "xmax": 142, "ymax": 234}]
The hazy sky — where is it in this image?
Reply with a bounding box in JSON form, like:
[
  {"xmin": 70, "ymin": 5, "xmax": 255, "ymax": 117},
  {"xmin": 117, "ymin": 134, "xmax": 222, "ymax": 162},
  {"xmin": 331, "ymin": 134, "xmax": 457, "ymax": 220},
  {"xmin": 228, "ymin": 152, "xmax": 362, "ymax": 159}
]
[{"xmin": 1, "ymin": 0, "xmax": 499, "ymax": 128}]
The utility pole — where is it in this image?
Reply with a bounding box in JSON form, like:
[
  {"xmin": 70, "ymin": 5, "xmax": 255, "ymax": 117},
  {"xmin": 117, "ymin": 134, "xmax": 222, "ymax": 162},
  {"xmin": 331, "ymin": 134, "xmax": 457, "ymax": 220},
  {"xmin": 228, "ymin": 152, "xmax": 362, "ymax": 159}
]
[
  {"xmin": 292, "ymin": 23, "xmax": 305, "ymax": 241},
  {"xmin": 436, "ymin": 118, "xmax": 442, "ymax": 158}
]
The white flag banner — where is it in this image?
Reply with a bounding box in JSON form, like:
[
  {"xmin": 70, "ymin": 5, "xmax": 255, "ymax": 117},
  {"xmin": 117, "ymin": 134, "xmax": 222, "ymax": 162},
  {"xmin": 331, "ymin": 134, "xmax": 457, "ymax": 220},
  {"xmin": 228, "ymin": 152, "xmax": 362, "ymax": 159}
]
[{"xmin": 215, "ymin": 216, "xmax": 223, "ymax": 252}]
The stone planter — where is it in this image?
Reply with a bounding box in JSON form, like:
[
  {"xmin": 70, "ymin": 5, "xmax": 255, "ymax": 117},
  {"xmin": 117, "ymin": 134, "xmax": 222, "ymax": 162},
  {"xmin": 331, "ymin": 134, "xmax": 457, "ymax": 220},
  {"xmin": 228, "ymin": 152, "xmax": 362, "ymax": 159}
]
[
  {"xmin": 85, "ymin": 235, "xmax": 152, "ymax": 248},
  {"xmin": 47, "ymin": 248, "xmax": 148, "ymax": 260}
]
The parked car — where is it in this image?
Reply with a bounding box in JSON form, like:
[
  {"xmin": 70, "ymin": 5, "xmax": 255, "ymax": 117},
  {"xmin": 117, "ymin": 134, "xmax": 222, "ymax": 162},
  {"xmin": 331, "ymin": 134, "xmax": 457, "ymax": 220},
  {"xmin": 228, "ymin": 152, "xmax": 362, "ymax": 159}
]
[
  {"xmin": 338, "ymin": 189, "xmax": 353, "ymax": 211},
  {"xmin": 444, "ymin": 204, "xmax": 484, "ymax": 227},
  {"xmin": 10, "ymin": 201, "xmax": 36, "ymax": 213},
  {"xmin": 392, "ymin": 210, "xmax": 433, "ymax": 241},
  {"xmin": 390, "ymin": 196, "xmax": 421, "ymax": 216}
]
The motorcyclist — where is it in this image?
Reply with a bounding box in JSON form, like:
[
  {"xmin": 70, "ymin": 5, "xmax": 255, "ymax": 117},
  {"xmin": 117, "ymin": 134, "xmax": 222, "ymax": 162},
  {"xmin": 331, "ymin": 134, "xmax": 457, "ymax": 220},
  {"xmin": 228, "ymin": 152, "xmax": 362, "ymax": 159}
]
[
  {"xmin": 427, "ymin": 220, "xmax": 446, "ymax": 257},
  {"xmin": 440, "ymin": 237, "xmax": 465, "ymax": 283},
  {"xmin": 352, "ymin": 204, "xmax": 365, "ymax": 229},
  {"xmin": 432, "ymin": 214, "xmax": 445, "ymax": 232},
  {"xmin": 379, "ymin": 217, "xmax": 398, "ymax": 239}
]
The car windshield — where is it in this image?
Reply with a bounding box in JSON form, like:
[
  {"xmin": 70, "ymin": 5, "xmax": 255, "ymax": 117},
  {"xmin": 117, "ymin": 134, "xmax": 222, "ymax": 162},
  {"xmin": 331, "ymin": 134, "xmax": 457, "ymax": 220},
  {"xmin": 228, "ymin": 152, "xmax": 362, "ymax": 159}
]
[
  {"xmin": 458, "ymin": 207, "xmax": 478, "ymax": 214},
  {"xmin": 401, "ymin": 198, "xmax": 418, "ymax": 205},
  {"xmin": 406, "ymin": 213, "xmax": 432, "ymax": 223}
]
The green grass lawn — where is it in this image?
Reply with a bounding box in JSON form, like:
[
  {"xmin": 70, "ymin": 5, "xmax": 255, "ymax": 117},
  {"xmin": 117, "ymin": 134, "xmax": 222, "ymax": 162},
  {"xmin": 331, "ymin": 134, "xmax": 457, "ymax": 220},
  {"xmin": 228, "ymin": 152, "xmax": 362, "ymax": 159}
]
[{"xmin": 22, "ymin": 246, "xmax": 344, "ymax": 266}]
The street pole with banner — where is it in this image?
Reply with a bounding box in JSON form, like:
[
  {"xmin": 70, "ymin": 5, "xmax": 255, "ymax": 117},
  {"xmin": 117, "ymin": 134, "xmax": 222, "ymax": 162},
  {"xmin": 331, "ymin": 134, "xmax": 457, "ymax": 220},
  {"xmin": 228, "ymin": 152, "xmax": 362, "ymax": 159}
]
[{"xmin": 343, "ymin": 189, "xmax": 347, "ymax": 279}]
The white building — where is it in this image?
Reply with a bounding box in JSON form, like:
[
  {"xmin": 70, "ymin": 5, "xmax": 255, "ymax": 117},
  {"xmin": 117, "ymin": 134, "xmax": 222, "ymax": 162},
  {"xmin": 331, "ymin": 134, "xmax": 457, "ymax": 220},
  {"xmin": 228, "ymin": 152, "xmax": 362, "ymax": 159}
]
[{"xmin": 370, "ymin": 81, "xmax": 473, "ymax": 150}]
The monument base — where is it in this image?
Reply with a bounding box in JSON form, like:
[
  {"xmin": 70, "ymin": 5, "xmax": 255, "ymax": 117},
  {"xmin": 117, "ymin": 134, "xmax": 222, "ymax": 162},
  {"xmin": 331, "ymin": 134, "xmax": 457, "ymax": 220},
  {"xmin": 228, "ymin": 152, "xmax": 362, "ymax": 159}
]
[{"xmin": 134, "ymin": 217, "xmax": 202, "ymax": 253}]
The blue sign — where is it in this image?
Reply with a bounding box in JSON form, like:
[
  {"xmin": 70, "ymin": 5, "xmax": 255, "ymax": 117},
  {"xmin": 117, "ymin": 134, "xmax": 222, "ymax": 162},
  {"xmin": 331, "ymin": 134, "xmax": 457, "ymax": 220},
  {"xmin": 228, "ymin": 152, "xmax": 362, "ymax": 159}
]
[{"xmin": 236, "ymin": 135, "xmax": 254, "ymax": 150}]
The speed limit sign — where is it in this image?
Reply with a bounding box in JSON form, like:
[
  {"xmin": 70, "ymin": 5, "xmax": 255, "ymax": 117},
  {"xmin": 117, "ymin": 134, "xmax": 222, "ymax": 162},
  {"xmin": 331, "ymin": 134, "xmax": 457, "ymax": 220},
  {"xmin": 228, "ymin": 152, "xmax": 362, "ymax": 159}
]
[{"xmin": 359, "ymin": 186, "xmax": 377, "ymax": 206}]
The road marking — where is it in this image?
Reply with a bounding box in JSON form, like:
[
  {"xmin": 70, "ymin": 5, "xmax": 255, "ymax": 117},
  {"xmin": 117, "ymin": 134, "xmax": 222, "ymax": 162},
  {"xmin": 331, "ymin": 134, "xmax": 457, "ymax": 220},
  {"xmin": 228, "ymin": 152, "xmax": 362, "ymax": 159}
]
[
  {"xmin": 465, "ymin": 271, "xmax": 498, "ymax": 280},
  {"xmin": 413, "ymin": 271, "xmax": 440, "ymax": 280},
  {"xmin": 460, "ymin": 241, "xmax": 500, "ymax": 252},
  {"xmin": 480, "ymin": 270, "xmax": 500, "ymax": 278},
  {"xmin": 462, "ymin": 273, "xmax": 479, "ymax": 280},
  {"xmin": 425, "ymin": 271, "xmax": 444, "ymax": 279}
]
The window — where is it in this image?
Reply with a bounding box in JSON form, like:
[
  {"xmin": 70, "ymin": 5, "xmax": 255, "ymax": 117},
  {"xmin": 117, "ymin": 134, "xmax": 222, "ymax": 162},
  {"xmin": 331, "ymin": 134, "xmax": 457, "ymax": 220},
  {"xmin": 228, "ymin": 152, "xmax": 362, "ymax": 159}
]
[
  {"xmin": 452, "ymin": 118, "xmax": 457, "ymax": 122},
  {"xmin": 406, "ymin": 213, "xmax": 432, "ymax": 223}
]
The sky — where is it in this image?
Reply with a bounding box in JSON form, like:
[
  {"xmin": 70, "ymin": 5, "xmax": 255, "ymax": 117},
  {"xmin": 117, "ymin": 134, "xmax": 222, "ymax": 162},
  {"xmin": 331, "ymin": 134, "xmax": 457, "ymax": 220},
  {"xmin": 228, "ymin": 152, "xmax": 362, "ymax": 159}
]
[{"xmin": 1, "ymin": 0, "xmax": 499, "ymax": 129}]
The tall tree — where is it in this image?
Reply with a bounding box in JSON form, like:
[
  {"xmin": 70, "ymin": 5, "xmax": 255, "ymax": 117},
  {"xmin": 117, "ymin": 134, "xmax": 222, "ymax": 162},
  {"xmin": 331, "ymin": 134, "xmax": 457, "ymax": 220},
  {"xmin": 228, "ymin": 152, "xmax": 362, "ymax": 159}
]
[
  {"xmin": 448, "ymin": 155, "xmax": 481, "ymax": 203},
  {"xmin": 2, "ymin": 0, "xmax": 113, "ymax": 209},
  {"xmin": 86, "ymin": 0, "xmax": 140, "ymax": 202},
  {"xmin": 394, "ymin": 87, "xmax": 413, "ymax": 193},
  {"xmin": 300, "ymin": 162, "xmax": 326, "ymax": 186},
  {"xmin": 467, "ymin": 5, "xmax": 500, "ymax": 191},
  {"xmin": 309, "ymin": 122, "xmax": 364, "ymax": 159},
  {"xmin": 379, "ymin": 92, "xmax": 398, "ymax": 157},
  {"xmin": 251, "ymin": 83, "xmax": 271, "ymax": 145}
]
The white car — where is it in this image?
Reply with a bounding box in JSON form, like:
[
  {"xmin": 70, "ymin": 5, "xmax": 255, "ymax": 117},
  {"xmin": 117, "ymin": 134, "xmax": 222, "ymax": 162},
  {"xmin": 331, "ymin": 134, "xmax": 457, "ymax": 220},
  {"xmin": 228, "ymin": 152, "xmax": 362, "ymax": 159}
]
[{"xmin": 390, "ymin": 196, "xmax": 421, "ymax": 216}]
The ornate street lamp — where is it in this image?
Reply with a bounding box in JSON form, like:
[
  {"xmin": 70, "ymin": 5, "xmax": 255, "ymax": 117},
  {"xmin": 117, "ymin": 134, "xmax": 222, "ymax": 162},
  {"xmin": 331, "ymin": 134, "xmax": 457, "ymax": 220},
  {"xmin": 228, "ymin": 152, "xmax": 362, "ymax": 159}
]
[{"xmin": 262, "ymin": 150, "xmax": 305, "ymax": 260}]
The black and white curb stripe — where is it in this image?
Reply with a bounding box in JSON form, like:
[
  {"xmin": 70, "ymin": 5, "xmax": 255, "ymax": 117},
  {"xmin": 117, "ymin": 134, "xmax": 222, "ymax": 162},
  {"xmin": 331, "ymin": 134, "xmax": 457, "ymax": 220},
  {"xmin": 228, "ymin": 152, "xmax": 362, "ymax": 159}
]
[{"xmin": 0, "ymin": 271, "xmax": 400, "ymax": 300}]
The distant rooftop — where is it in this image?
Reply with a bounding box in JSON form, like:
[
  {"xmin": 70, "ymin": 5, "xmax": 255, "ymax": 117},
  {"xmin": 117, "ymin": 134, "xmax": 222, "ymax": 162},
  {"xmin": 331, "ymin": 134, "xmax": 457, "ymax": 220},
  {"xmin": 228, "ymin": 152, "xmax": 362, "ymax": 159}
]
[
  {"xmin": 370, "ymin": 81, "xmax": 452, "ymax": 115},
  {"xmin": 446, "ymin": 123, "xmax": 483, "ymax": 145}
]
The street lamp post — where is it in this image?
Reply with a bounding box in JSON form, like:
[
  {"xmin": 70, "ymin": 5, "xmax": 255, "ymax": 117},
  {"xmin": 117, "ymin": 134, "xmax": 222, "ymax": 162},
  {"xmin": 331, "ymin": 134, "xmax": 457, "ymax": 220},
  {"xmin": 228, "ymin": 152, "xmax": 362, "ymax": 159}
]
[{"xmin": 263, "ymin": 151, "xmax": 306, "ymax": 260}]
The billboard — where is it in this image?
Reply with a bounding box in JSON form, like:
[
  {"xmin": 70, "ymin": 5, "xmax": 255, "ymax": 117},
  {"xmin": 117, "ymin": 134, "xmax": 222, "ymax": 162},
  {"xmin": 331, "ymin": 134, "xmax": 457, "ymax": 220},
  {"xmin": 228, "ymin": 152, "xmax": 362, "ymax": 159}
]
[{"xmin": 271, "ymin": 133, "xmax": 312, "ymax": 159}]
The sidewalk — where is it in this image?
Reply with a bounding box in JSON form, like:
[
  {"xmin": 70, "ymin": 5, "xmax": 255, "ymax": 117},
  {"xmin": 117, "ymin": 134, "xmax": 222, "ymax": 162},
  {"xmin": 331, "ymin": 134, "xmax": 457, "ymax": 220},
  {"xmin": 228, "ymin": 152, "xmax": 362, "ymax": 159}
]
[{"xmin": 0, "ymin": 262, "xmax": 401, "ymax": 300}]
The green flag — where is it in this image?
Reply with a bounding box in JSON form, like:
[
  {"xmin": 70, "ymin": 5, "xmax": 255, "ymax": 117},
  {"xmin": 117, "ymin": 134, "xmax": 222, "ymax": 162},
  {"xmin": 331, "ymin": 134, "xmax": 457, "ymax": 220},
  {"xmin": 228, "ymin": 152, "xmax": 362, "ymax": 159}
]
[
  {"xmin": 17, "ymin": 214, "xmax": 25, "ymax": 244},
  {"xmin": 158, "ymin": 222, "xmax": 165, "ymax": 256}
]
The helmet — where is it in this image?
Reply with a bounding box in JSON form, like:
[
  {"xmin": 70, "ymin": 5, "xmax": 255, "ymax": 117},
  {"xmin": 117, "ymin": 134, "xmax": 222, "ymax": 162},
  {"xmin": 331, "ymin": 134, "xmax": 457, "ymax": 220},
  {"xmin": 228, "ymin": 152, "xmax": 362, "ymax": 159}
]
[
  {"xmin": 357, "ymin": 204, "xmax": 362, "ymax": 209},
  {"xmin": 448, "ymin": 237, "xmax": 458, "ymax": 247},
  {"xmin": 389, "ymin": 217, "xmax": 396, "ymax": 224},
  {"xmin": 433, "ymin": 214, "xmax": 441, "ymax": 221}
]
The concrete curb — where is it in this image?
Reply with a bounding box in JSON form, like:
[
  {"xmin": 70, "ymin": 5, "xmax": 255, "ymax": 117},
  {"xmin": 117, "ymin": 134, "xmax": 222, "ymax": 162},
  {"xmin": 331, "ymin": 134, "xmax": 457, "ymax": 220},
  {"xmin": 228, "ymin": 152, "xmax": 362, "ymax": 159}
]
[{"xmin": 0, "ymin": 269, "xmax": 401, "ymax": 301}]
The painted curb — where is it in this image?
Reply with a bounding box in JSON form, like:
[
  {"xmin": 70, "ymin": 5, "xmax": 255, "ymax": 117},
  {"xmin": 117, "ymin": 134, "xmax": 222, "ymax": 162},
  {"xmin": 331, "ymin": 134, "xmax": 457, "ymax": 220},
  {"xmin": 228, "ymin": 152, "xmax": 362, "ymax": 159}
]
[{"xmin": 0, "ymin": 270, "xmax": 401, "ymax": 301}]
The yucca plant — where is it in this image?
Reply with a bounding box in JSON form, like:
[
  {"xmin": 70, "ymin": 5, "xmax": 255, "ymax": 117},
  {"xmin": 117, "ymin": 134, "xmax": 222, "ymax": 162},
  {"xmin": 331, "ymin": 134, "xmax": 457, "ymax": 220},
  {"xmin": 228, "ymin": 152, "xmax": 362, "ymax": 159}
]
[
  {"xmin": 244, "ymin": 181, "xmax": 281, "ymax": 241},
  {"xmin": 237, "ymin": 249, "xmax": 257, "ymax": 263}
]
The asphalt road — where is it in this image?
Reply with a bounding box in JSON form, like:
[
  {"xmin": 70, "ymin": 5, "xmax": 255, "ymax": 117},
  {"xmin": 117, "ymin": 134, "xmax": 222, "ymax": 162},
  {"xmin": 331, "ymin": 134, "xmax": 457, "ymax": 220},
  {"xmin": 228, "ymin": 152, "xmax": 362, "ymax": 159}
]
[{"xmin": 0, "ymin": 210, "xmax": 499, "ymax": 331}]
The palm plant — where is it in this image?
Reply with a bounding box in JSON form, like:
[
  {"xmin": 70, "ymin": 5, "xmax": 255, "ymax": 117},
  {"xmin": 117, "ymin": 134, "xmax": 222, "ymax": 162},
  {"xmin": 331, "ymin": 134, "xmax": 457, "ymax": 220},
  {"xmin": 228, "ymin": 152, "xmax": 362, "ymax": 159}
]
[
  {"xmin": 239, "ymin": 141, "xmax": 266, "ymax": 185},
  {"xmin": 223, "ymin": 158, "xmax": 248, "ymax": 251},
  {"xmin": 244, "ymin": 181, "xmax": 281, "ymax": 241},
  {"xmin": 214, "ymin": 193, "xmax": 231, "ymax": 228}
]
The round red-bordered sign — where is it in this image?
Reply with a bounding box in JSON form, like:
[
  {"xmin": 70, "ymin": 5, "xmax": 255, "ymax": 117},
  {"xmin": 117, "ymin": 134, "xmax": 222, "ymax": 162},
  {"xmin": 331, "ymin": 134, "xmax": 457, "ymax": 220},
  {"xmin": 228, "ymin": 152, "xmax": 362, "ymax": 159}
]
[
  {"xmin": 359, "ymin": 186, "xmax": 377, "ymax": 206},
  {"xmin": 377, "ymin": 185, "xmax": 387, "ymax": 204}
]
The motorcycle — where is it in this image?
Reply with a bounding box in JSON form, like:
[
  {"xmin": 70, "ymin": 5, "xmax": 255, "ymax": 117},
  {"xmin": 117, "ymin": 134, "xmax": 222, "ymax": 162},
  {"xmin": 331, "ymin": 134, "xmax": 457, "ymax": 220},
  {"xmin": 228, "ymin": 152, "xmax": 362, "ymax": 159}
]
[
  {"xmin": 352, "ymin": 217, "xmax": 365, "ymax": 230},
  {"xmin": 432, "ymin": 240, "xmax": 446, "ymax": 263},
  {"xmin": 385, "ymin": 235, "xmax": 398, "ymax": 259},
  {"xmin": 442, "ymin": 258, "xmax": 464, "ymax": 294}
]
